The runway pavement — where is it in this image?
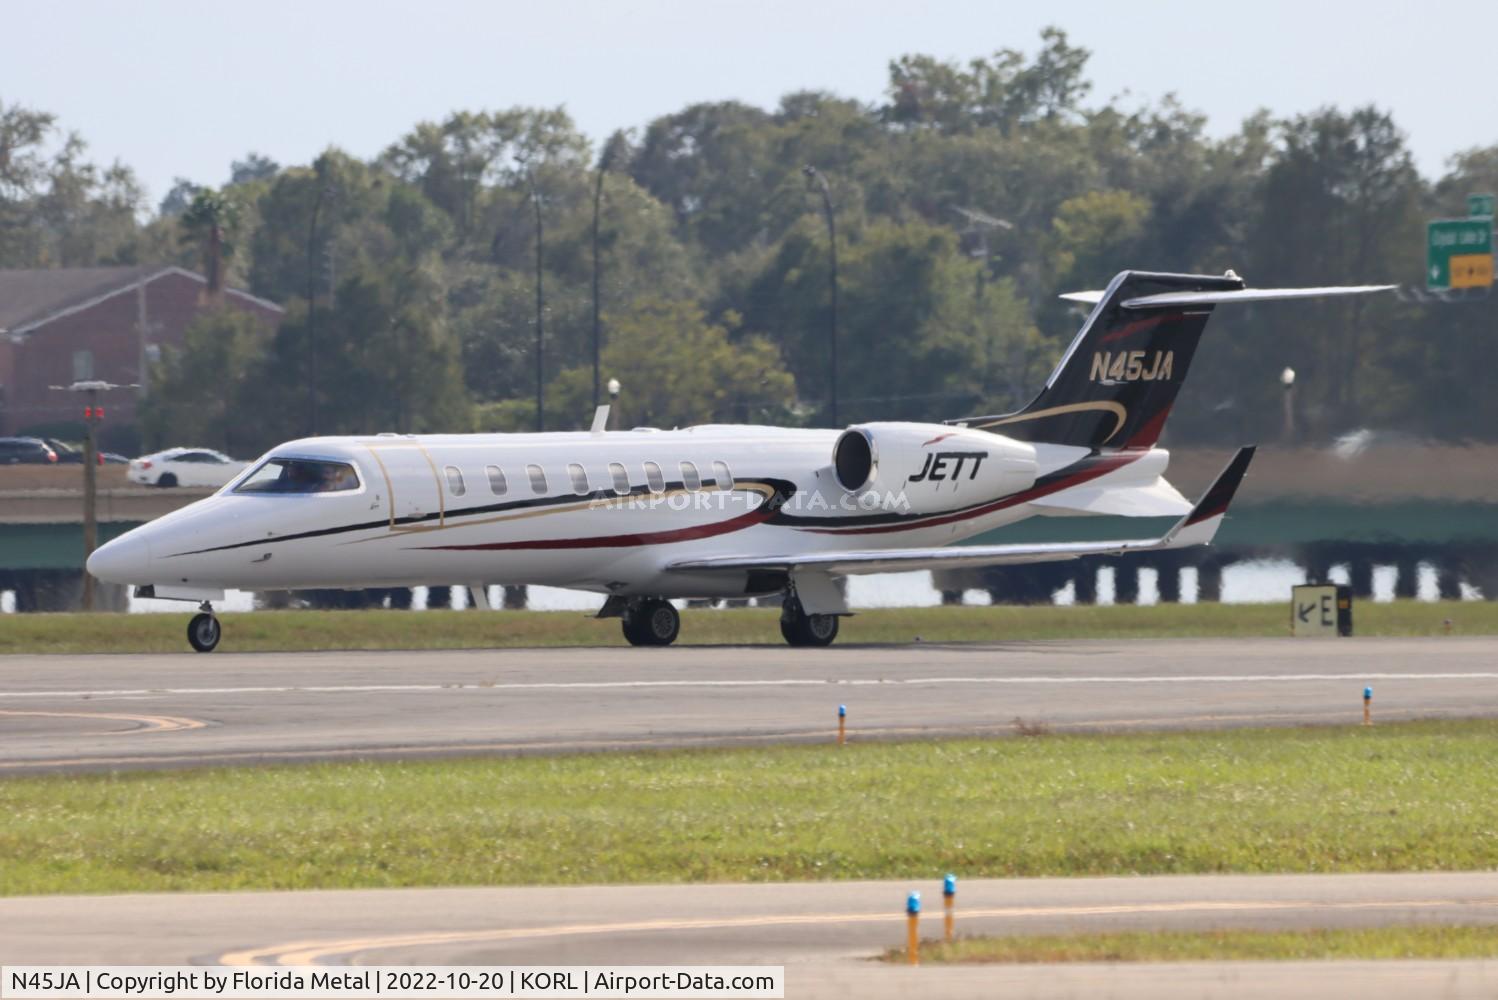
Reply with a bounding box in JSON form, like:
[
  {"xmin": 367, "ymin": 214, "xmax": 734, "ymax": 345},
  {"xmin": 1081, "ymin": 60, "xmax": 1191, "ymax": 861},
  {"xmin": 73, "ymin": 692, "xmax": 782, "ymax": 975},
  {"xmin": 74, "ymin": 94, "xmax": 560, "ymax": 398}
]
[
  {"xmin": 2, "ymin": 873, "xmax": 1497, "ymax": 998},
  {"xmin": 2, "ymin": 637, "xmax": 1498, "ymax": 772}
]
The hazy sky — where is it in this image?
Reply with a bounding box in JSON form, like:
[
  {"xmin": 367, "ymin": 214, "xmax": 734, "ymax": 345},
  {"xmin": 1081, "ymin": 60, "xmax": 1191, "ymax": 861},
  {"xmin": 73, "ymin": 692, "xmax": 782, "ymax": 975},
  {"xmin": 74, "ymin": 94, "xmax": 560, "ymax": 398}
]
[{"xmin": 7, "ymin": 0, "xmax": 1495, "ymax": 208}]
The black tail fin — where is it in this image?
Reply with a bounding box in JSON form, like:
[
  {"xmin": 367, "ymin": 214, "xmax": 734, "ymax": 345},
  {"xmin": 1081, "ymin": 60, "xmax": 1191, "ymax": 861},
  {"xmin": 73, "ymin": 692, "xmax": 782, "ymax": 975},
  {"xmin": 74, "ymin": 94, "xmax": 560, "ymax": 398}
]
[{"xmin": 960, "ymin": 270, "xmax": 1245, "ymax": 451}]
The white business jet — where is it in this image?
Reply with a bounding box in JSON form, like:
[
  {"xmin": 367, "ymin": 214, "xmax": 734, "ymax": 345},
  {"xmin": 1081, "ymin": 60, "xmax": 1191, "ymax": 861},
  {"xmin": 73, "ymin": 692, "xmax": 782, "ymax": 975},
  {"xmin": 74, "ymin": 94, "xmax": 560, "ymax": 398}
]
[{"xmin": 88, "ymin": 270, "xmax": 1391, "ymax": 651}]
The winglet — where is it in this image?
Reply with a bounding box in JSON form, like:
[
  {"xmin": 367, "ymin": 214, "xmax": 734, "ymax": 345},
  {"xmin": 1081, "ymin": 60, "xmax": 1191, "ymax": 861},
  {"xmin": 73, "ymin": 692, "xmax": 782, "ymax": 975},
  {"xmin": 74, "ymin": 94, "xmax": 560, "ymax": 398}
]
[{"xmin": 1164, "ymin": 446, "xmax": 1255, "ymax": 548}]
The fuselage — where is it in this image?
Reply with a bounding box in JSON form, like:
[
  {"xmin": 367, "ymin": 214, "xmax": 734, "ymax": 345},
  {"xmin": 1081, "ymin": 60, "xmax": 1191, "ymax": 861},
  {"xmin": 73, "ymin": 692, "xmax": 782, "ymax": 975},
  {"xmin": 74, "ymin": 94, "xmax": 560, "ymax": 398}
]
[{"xmin": 88, "ymin": 423, "xmax": 1176, "ymax": 600}]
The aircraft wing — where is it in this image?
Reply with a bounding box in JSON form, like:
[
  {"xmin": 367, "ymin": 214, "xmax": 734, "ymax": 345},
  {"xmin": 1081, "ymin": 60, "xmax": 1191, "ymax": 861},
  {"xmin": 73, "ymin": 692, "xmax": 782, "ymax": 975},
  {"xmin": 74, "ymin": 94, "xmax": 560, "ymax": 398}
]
[{"xmin": 667, "ymin": 447, "xmax": 1254, "ymax": 578}]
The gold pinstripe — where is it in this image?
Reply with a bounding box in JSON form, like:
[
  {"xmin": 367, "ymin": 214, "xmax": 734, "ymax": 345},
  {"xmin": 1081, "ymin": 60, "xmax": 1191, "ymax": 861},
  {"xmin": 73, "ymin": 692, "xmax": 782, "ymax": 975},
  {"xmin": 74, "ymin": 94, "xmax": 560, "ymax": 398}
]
[
  {"xmin": 361, "ymin": 444, "xmax": 397, "ymax": 530},
  {"xmin": 975, "ymin": 401, "xmax": 1128, "ymax": 443}
]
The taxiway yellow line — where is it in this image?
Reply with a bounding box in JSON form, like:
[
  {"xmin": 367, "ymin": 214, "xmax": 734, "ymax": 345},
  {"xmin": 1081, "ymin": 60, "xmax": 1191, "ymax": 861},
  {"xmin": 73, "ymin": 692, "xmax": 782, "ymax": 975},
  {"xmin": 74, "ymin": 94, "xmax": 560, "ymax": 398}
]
[
  {"xmin": 222, "ymin": 897, "xmax": 1498, "ymax": 966},
  {"xmin": 0, "ymin": 709, "xmax": 206, "ymax": 734}
]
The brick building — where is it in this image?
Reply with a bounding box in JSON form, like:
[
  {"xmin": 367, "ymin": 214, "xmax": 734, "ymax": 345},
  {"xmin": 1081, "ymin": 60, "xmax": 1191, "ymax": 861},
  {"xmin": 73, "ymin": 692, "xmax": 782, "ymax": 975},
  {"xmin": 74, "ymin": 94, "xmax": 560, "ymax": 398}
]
[{"xmin": 0, "ymin": 266, "xmax": 282, "ymax": 437}]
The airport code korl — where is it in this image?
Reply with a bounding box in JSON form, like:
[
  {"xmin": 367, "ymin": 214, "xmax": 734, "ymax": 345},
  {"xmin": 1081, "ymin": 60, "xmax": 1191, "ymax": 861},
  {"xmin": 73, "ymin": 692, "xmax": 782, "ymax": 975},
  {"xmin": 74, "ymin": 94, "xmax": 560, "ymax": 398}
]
[{"xmin": 0, "ymin": 967, "xmax": 784, "ymax": 999}]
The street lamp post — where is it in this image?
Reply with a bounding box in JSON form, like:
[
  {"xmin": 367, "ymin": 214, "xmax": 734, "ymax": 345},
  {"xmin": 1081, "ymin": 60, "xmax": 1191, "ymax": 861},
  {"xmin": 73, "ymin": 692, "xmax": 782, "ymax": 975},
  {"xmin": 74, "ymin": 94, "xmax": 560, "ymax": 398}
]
[
  {"xmin": 591, "ymin": 142, "xmax": 620, "ymax": 410},
  {"xmin": 952, "ymin": 206, "xmax": 1014, "ymax": 400},
  {"xmin": 523, "ymin": 164, "xmax": 546, "ymax": 432},
  {"xmin": 48, "ymin": 379, "xmax": 133, "ymax": 611},
  {"xmin": 306, "ymin": 182, "xmax": 335, "ymax": 436},
  {"xmin": 1280, "ymin": 367, "xmax": 1297, "ymax": 443},
  {"xmin": 802, "ymin": 165, "xmax": 839, "ymax": 427}
]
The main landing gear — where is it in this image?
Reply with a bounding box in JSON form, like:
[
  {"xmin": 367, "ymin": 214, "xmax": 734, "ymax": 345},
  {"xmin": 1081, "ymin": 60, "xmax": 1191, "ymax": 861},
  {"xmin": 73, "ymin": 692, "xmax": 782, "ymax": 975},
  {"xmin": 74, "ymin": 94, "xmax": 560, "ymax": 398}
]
[
  {"xmin": 187, "ymin": 602, "xmax": 221, "ymax": 653},
  {"xmin": 621, "ymin": 598, "xmax": 681, "ymax": 646},
  {"xmin": 609, "ymin": 591, "xmax": 842, "ymax": 647},
  {"xmin": 780, "ymin": 595, "xmax": 840, "ymax": 647}
]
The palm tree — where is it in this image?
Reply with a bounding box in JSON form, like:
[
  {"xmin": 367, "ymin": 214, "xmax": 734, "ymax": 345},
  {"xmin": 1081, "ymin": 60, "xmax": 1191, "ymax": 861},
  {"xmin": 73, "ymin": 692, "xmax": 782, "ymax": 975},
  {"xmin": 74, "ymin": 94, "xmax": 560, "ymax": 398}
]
[{"xmin": 180, "ymin": 188, "xmax": 240, "ymax": 297}]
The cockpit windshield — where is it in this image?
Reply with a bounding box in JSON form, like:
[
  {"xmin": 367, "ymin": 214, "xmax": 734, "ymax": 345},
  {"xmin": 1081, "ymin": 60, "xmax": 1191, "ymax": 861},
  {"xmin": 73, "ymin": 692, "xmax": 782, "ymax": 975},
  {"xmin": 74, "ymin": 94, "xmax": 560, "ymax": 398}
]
[{"xmin": 234, "ymin": 458, "xmax": 360, "ymax": 494}]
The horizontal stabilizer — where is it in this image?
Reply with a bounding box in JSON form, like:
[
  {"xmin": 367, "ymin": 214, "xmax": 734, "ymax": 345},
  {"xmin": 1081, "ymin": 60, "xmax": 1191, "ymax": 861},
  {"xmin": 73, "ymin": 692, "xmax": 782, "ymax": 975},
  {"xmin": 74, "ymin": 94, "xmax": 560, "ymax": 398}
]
[
  {"xmin": 1061, "ymin": 284, "xmax": 1396, "ymax": 308},
  {"xmin": 1120, "ymin": 285, "xmax": 1395, "ymax": 309},
  {"xmin": 667, "ymin": 447, "xmax": 1254, "ymax": 578}
]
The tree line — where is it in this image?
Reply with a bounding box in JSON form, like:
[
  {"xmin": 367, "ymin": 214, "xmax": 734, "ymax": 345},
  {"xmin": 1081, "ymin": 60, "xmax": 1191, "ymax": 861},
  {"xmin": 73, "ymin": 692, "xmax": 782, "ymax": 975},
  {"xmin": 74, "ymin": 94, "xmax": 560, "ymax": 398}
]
[{"xmin": 2, "ymin": 27, "xmax": 1494, "ymax": 457}]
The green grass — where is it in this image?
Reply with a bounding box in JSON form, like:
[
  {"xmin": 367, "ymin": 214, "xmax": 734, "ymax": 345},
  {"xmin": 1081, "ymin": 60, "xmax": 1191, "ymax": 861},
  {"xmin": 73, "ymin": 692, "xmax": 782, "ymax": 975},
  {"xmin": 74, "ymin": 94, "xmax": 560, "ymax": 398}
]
[
  {"xmin": 1, "ymin": 600, "xmax": 1491, "ymax": 655},
  {"xmin": 2, "ymin": 721, "xmax": 1497, "ymax": 895},
  {"xmin": 884, "ymin": 926, "xmax": 1498, "ymax": 963}
]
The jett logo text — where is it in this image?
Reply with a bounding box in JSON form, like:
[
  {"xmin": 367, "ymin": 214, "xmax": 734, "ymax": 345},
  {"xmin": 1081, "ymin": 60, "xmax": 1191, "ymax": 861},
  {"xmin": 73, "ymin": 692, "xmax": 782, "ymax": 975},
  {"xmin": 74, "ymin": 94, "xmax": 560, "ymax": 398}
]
[{"xmin": 909, "ymin": 451, "xmax": 988, "ymax": 483}]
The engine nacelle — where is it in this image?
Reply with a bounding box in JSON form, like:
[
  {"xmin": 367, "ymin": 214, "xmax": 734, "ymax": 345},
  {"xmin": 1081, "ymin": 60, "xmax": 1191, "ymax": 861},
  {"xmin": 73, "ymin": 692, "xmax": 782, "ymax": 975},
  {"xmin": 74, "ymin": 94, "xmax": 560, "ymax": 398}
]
[{"xmin": 831, "ymin": 422, "xmax": 1038, "ymax": 513}]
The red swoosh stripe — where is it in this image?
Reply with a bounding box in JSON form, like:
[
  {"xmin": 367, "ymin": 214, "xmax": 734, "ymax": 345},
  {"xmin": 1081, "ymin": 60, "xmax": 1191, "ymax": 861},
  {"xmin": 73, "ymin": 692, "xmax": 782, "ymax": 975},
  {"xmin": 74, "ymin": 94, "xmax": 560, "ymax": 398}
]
[
  {"xmin": 801, "ymin": 450, "xmax": 1146, "ymax": 536},
  {"xmin": 413, "ymin": 503, "xmax": 776, "ymax": 552},
  {"xmin": 1098, "ymin": 312, "xmax": 1182, "ymax": 345}
]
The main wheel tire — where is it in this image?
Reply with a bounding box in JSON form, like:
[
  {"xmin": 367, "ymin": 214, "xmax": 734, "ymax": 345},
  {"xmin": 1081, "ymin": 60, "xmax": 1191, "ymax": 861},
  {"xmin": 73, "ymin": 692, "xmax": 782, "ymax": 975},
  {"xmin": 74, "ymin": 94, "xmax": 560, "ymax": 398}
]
[
  {"xmin": 780, "ymin": 605, "xmax": 840, "ymax": 647},
  {"xmin": 187, "ymin": 612, "xmax": 221, "ymax": 653},
  {"xmin": 622, "ymin": 599, "xmax": 680, "ymax": 646},
  {"xmin": 157, "ymin": 472, "xmax": 178, "ymax": 488}
]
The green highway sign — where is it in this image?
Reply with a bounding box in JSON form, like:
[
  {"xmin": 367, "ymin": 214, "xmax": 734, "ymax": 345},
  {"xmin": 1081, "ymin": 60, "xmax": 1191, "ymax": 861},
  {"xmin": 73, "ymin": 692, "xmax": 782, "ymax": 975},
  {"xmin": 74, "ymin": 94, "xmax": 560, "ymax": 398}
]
[
  {"xmin": 1428, "ymin": 217, "xmax": 1493, "ymax": 290},
  {"xmin": 1469, "ymin": 193, "xmax": 1495, "ymax": 218}
]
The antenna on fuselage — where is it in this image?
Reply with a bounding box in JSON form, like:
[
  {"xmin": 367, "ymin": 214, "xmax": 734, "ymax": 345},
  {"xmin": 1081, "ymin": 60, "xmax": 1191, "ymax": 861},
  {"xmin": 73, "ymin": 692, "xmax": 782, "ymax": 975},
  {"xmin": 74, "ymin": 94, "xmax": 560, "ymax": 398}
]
[{"xmin": 590, "ymin": 378, "xmax": 621, "ymax": 435}]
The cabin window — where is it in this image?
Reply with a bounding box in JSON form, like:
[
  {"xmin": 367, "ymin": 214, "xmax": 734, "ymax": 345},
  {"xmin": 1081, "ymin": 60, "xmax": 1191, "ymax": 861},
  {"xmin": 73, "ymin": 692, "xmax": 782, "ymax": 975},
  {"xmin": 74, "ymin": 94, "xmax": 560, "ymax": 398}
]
[
  {"xmin": 568, "ymin": 463, "xmax": 590, "ymax": 495},
  {"xmin": 712, "ymin": 461, "xmax": 734, "ymax": 491},
  {"xmin": 485, "ymin": 465, "xmax": 507, "ymax": 495},
  {"xmin": 680, "ymin": 461, "xmax": 702, "ymax": 491},
  {"xmin": 609, "ymin": 462, "xmax": 630, "ymax": 495},
  {"xmin": 643, "ymin": 461, "xmax": 665, "ymax": 493},
  {"xmin": 235, "ymin": 458, "xmax": 360, "ymax": 494},
  {"xmin": 527, "ymin": 464, "xmax": 547, "ymax": 494},
  {"xmin": 444, "ymin": 466, "xmax": 466, "ymax": 497}
]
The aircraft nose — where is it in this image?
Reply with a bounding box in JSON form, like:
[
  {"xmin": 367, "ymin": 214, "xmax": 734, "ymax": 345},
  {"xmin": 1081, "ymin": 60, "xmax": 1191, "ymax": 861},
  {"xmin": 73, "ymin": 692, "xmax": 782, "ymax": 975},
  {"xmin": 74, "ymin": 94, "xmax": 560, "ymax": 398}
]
[{"xmin": 87, "ymin": 531, "xmax": 153, "ymax": 584}]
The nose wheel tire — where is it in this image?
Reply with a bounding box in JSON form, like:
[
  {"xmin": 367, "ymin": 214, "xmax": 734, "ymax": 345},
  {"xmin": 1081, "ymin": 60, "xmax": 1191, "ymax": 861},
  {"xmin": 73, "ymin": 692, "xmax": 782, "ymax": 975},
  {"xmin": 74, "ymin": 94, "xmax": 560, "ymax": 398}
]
[
  {"xmin": 781, "ymin": 599, "xmax": 840, "ymax": 647},
  {"xmin": 187, "ymin": 612, "xmax": 221, "ymax": 653},
  {"xmin": 622, "ymin": 599, "xmax": 680, "ymax": 646}
]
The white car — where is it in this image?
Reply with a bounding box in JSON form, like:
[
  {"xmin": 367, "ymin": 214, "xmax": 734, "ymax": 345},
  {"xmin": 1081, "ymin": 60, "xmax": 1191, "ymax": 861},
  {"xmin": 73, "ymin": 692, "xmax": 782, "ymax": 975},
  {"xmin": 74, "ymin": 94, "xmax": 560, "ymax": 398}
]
[{"xmin": 128, "ymin": 448, "xmax": 248, "ymax": 489}]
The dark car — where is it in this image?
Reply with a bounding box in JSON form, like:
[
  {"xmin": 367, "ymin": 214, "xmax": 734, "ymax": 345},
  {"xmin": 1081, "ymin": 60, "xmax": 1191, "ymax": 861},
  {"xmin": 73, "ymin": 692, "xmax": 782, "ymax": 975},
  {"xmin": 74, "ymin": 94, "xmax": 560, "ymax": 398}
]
[
  {"xmin": 0, "ymin": 437, "xmax": 59, "ymax": 464},
  {"xmin": 42, "ymin": 438, "xmax": 113, "ymax": 465},
  {"xmin": 42, "ymin": 438, "xmax": 85, "ymax": 463}
]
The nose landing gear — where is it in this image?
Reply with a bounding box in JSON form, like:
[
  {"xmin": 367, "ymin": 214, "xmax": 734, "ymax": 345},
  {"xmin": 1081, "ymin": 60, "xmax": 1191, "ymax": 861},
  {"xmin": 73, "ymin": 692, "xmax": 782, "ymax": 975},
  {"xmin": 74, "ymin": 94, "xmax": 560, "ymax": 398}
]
[{"xmin": 187, "ymin": 602, "xmax": 221, "ymax": 653}]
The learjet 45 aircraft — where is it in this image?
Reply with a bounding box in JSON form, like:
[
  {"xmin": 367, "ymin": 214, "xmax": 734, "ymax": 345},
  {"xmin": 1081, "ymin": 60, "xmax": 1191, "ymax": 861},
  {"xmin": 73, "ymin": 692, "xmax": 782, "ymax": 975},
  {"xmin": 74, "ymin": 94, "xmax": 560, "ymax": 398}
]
[{"xmin": 88, "ymin": 269, "xmax": 1391, "ymax": 651}]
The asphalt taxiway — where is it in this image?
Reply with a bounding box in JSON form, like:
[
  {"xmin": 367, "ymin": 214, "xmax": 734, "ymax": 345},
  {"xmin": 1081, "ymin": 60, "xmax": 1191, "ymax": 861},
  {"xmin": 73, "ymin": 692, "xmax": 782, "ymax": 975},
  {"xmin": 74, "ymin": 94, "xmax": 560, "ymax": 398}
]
[
  {"xmin": 2, "ymin": 873, "xmax": 1497, "ymax": 998},
  {"xmin": 1, "ymin": 637, "xmax": 1496, "ymax": 772},
  {"xmin": 5, "ymin": 640, "xmax": 1498, "ymax": 997}
]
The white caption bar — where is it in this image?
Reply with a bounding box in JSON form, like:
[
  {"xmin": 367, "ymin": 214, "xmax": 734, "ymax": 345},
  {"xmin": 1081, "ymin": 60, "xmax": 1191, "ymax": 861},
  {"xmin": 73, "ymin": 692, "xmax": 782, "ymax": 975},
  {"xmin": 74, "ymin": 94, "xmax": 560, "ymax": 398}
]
[{"xmin": 0, "ymin": 967, "xmax": 784, "ymax": 1000}]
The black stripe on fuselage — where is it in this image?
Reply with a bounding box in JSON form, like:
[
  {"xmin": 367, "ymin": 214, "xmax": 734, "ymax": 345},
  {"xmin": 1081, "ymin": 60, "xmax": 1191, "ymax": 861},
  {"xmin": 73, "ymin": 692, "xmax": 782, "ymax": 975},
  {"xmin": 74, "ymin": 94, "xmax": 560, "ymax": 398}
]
[{"xmin": 161, "ymin": 478, "xmax": 791, "ymax": 559}]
